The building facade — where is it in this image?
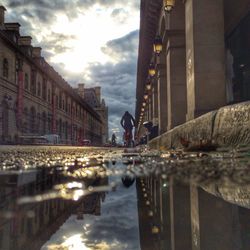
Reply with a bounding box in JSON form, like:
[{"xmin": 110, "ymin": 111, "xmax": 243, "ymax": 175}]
[
  {"xmin": 76, "ymin": 84, "xmax": 109, "ymax": 144},
  {"xmin": 0, "ymin": 6, "xmax": 102, "ymax": 145},
  {"xmin": 136, "ymin": 0, "xmax": 250, "ymax": 141}
]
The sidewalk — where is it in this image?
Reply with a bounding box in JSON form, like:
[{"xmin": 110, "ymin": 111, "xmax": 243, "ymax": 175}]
[{"xmin": 149, "ymin": 101, "xmax": 250, "ymax": 150}]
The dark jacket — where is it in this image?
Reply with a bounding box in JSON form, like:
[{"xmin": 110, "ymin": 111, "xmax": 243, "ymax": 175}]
[{"xmin": 120, "ymin": 112, "xmax": 135, "ymax": 130}]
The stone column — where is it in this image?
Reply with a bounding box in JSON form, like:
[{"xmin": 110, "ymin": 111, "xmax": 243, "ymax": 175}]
[
  {"xmin": 152, "ymin": 83, "xmax": 159, "ymax": 126},
  {"xmin": 169, "ymin": 178, "xmax": 192, "ymax": 250},
  {"xmin": 185, "ymin": 0, "xmax": 226, "ymax": 120},
  {"xmin": 166, "ymin": 0, "xmax": 187, "ymax": 130},
  {"xmin": 160, "ymin": 179, "xmax": 171, "ymax": 250},
  {"xmin": 157, "ymin": 52, "xmax": 168, "ymax": 135},
  {"xmin": 190, "ymin": 186, "xmax": 239, "ymax": 250}
]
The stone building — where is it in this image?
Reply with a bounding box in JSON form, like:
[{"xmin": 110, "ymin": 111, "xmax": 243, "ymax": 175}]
[
  {"xmin": 136, "ymin": 0, "xmax": 250, "ymax": 141},
  {"xmin": 0, "ymin": 6, "xmax": 102, "ymax": 145},
  {"xmin": 75, "ymin": 84, "xmax": 109, "ymax": 144}
]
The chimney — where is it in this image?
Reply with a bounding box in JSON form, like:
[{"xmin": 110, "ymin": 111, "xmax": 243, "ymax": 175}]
[
  {"xmin": 94, "ymin": 86, "xmax": 101, "ymax": 103},
  {"xmin": 4, "ymin": 22, "xmax": 20, "ymax": 33},
  {"xmin": 78, "ymin": 83, "xmax": 85, "ymax": 98},
  {"xmin": 0, "ymin": 6, "xmax": 6, "ymax": 27},
  {"xmin": 32, "ymin": 47, "xmax": 42, "ymax": 57},
  {"xmin": 18, "ymin": 36, "xmax": 32, "ymax": 46}
]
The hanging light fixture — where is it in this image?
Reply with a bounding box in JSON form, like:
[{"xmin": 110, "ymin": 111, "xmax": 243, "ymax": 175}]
[
  {"xmin": 148, "ymin": 63, "xmax": 156, "ymax": 77},
  {"xmin": 163, "ymin": 0, "xmax": 175, "ymax": 13},
  {"xmin": 153, "ymin": 35, "xmax": 163, "ymax": 55},
  {"xmin": 146, "ymin": 78, "xmax": 151, "ymax": 90}
]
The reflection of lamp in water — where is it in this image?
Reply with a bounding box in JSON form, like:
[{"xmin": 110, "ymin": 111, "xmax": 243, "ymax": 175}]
[{"xmin": 164, "ymin": 0, "xmax": 175, "ymax": 13}]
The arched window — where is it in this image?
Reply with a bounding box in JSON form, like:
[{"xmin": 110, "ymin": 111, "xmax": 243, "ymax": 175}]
[
  {"xmin": 42, "ymin": 112, "xmax": 46, "ymax": 134},
  {"xmin": 1, "ymin": 100, "xmax": 9, "ymax": 141},
  {"xmin": 37, "ymin": 113, "xmax": 40, "ymax": 133},
  {"xmin": 30, "ymin": 107, "xmax": 36, "ymax": 133},
  {"xmin": 24, "ymin": 73, "xmax": 29, "ymax": 90},
  {"xmin": 37, "ymin": 82, "xmax": 41, "ymax": 96},
  {"xmin": 30, "ymin": 71, "xmax": 36, "ymax": 95},
  {"xmin": 59, "ymin": 92, "xmax": 62, "ymax": 109},
  {"xmin": 42, "ymin": 79, "xmax": 47, "ymax": 100},
  {"xmin": 59, "ymin": 119, "xmax": 62, "ymax": 137},
  {"xmin": 3, "ymin": 58, "xmax": 8, "ymax": 78},
  {"xmin": 48, "ymin": 89, "xmax": 51, "ymax": 103}
]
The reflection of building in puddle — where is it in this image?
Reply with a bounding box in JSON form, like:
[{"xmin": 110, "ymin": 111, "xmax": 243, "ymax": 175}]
[
  {"xmin": 201, "ymin": 181, "xmax": 250, "ymax": 209},
  {"xmin": 0, "ymin": 167, "xmax": 108, "ymax": 250},
  {"xmin": 137, "ymin": 174, "xmax": 250, "ymax": 250}
]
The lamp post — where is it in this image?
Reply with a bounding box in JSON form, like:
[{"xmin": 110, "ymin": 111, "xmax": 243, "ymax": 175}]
[
  {"xmin": 146, "ymin": 78, "xmax": 152, "ymax": 90},
  {"xmin": 148, "ymin": 63, "xmax": 156, "ymax": 77},
  {"xmin": 153, "ymin": 36, "xmax": 163, "ymax": 55},
  {"xmin": 163, "ymin": 0, "xmax": 175, "ymax": 13}
]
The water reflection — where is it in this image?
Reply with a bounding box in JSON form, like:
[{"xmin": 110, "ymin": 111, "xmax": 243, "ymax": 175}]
[{"xmin": 0, "ymin": 145, "xmax": 250, "ymax": 250}]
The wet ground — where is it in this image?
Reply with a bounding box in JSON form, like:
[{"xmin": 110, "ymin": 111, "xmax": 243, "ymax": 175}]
[{"xmin": 0, "ymin": 145, "xmax": 250, "ymax": 250}]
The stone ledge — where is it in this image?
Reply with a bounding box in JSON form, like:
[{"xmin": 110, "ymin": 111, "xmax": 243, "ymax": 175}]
[{"xmin": 149, "ymin": 101, "xmax": 250, "ymax": 150}]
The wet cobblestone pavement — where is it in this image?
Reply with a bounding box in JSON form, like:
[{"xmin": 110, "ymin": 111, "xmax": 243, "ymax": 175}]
[{"xmin": 0, "ymin": 145, "xmax": 250, "ymax": 250}]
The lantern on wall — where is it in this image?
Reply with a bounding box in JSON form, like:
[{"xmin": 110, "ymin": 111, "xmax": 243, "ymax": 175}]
[
  {"xmin": 146, "ymin": 78, "xmax": 151, "ymax": 90},
  {"xmin": 148, "ymin": 63, "xmax": 156, "ymax": 77},
  {"xmin": 153, "ymin": 36, "xmax": 163, "ymax": 55},
  {"xmin": 163, "ymin": 0, "xmax": 175, "ymax": 13}
]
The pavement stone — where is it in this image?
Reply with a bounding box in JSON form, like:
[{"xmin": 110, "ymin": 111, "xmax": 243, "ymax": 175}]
[{"xmin": 149, "ymin": 102, "xmax": 250, "ymax": 150}]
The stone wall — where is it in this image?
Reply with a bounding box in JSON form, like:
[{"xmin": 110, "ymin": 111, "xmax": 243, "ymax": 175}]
[{"xmin": 149, "ymin": 102, "xmax": 250, "ymax": 149}]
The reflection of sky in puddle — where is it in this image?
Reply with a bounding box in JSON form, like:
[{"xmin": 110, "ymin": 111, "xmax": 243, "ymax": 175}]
[{"xmin": 41, "ymin": 171, "xmax": 140, "ymax": 250}]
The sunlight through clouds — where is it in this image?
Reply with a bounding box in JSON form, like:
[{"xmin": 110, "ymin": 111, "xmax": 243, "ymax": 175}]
[{"xmin": 44, "ymin": 4, "xmax": 139, "ymax": 73}]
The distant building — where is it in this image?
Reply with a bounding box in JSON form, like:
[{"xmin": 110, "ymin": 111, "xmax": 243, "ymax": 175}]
[
  {"xmin": 0, "ymin": 6, "xmax": 102, "ymax": 145},
  {"xmin": 76, "ymin": 84, "xmax": 109, "ymax": 144}
]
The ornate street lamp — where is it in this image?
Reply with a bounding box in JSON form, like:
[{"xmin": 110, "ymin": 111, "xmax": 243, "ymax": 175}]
[
  {"xmin": 148, "ymin": 63, "xmax": 156, "ymax": 77},
  {"xmin": 163, "ymin": 0, "xmax": 175, "ymax": 13},
  {"xmin": 153, "ymin": 36, "xmax": 163, "ymax": 55},
  {"xmin": 146, "ymin": 78, "xmax": 151, "ymax": 90}
]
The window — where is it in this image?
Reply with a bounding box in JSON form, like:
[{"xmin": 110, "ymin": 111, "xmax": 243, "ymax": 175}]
[
  {"xmin": 62, "ymin": 99, "xmax": 65, "ymax": 110},
  {"xmin": 56, "ymin": 95, "xmax": 59, "ymax": 108},
  {"xmin": 48, "ymin": 89, "xmax": 51, "ymax": 103},
  {"xmin": 3, "ymin": 58, "xmax": 8, "ymax": 78},
  {"xmin": 37, "ymin": 82, "xmax": 41, "ymax": 96},
  {"xmin": 68, "ymin": 104, "xmax": 71, "ymax": 114},
  {"xmin": 30, "ymin": 71, "xmax": 36, "ymax": 95},
  {"xmin": 24, "ymin": 73, "xmax": 29, "ymax": 90},
  {"xmin": 59, "ymin": 93, "xmax": 62, "ymax": 109},
  {"xmin": 42, "ymin": 79, "xmax": 47, "ymax": 100}
]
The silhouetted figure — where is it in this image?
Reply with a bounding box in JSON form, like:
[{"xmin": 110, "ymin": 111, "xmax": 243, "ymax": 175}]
[
  {"xmin": 120, "ymin": 111, "xmax": 135, "ymax": 147},
  {"xmin": 111, "ymin": 133, "xmax": 116, "ymax": 146}
]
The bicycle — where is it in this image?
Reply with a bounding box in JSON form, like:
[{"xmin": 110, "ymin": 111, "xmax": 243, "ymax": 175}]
[{"xmin": 124, "ymin": 128, "xmax": 134, "ymax": 148}]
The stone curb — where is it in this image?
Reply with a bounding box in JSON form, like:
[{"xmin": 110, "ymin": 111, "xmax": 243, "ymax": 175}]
[{"xmin": 149, "ymin": 101, "xmax": 250, "ymax": 150}]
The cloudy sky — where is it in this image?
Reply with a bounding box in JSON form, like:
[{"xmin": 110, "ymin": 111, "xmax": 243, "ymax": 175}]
[{"xmin": 2, "ymin": 0, "xmax": 140, "ymax": 141}]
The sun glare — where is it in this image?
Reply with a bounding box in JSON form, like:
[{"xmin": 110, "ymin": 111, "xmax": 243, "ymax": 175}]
[{"xmin": 46, "ymin": 4, "xmax": 139, "ymax": 73}]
